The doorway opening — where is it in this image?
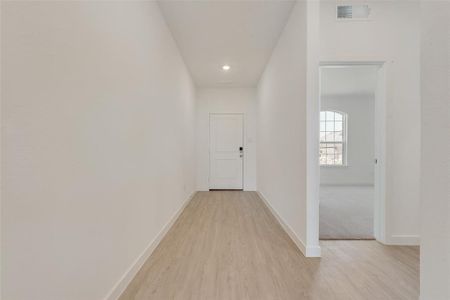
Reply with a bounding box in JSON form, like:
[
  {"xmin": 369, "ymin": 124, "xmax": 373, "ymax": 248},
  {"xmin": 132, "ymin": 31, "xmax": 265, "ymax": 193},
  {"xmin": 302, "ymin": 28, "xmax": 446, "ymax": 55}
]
[
  {"xmin": 209, "ymin": 113, "xmax": 244, "ymax": 191},
  {"xmin": 318, "ymin": 63, "xmax": 385, "ymax": 240}
]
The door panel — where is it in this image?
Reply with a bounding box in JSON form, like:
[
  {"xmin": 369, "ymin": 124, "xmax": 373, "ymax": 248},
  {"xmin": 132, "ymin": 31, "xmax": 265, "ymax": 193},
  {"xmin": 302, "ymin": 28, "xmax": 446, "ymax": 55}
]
[{"xmin": 209, "ymin": 114, "xmax": 243, "ymax": 189}]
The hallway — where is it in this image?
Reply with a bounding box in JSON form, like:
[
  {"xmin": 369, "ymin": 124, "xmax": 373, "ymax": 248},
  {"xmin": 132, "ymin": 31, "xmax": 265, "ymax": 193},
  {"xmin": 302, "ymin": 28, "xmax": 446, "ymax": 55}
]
[
  {"xmin": 120, "ymin": 192, "xmax": 419, "ymax": 300},
  {"xmin": 4, "ymin": 1, "xmax": 448, "ymax": 298}
]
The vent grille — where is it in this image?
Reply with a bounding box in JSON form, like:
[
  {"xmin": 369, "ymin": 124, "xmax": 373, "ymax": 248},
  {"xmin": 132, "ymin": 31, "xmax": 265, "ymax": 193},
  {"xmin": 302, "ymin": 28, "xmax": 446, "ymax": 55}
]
[{"xmin": 337, "ymin": 4, "xmax": 371, "ymax": 20}]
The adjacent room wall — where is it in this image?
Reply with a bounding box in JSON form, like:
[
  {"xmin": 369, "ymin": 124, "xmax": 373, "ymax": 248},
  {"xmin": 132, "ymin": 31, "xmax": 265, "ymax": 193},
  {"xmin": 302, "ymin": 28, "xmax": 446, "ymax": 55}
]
[
  {"xmin": 420, "ymin": 2, "xmax": 450, "ymax": 299},
  {"xmin": 1, "ymin": 2, "xmax": 196, "ymax": 300},
  {"xmin": 319, "ymin": 1, "xmax": 421, "ymax": 245},
  {"xmin": 196, "ymin": 88, "xmax": 257, "ymax": 191},
  {"xmin": 256, "ymin": 2, "xmax": 309, "ymax": 251},
  {"xmin": 320, "ymin": 94, "xmax": 375, "ymax": 186}
]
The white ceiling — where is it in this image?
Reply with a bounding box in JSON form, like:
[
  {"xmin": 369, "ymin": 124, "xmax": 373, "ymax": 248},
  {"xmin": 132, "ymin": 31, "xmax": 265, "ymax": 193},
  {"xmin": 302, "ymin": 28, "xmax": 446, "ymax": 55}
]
[
  {"xmin": 158, "ymin": 0, "xmax": 295, "ymax": 87},
  {"xmin": 321, "ymin": 66, "xmax": 379, "ymax": 96}
]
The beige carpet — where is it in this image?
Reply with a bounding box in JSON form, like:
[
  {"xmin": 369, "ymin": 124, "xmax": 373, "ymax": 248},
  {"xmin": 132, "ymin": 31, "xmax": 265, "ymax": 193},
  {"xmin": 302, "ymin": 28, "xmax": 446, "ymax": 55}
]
[{"xmin": 319, "ymin": 185, "xmax": 374, "ymax": 240}]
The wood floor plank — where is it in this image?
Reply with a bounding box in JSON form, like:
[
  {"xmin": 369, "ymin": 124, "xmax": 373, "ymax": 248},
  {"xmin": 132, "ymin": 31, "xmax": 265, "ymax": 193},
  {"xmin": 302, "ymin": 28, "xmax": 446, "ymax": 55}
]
[{"xmin": 119, "ymin": 191, "xmax": 419, "ymax": 300}]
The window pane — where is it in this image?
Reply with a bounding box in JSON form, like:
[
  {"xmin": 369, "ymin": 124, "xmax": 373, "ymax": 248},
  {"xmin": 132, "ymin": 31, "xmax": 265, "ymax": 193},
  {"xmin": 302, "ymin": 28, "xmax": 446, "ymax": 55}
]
[
  {"xmin": 319, "ymin": 111, "xmax": 346, "ymax": 166},
  {"xmin": 335, "ymin": 143, "xmax": 343, "ymax": 165},
  {"xmin": 327, "ymin": 151, "xmax": 334, "ymax": 164},
  {"xmin": 327, "ymin": 132, "xmax": 335, "ymax": 142},
  {"xmin": 319, "ymin": 142, "xmax": 344, "ymax": 165},
  {"xmin": 320, "ymin": 121, "xmax": 325, "ymax": 132},
  {"xmin": 319, "ymin": 143, "xmax": 327, "ymax": 164},
  {"xmin": 326, "ymin": 111, "xmax": 334, "ymax": 121},
  {"xmin": 320, "ymin": 132, "xmax": 326, "ymax": 142},
  {"xmin": 328, "ymin": 144, "xmax": 336, "ymax": 157},
  {"xmin": 326, "ymin": 121, "xmax": 334, "ymax": 132}
]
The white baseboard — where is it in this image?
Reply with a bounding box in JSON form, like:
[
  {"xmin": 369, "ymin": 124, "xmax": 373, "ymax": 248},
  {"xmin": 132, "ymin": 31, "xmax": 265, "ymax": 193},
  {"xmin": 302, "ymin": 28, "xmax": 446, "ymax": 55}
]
[
  {"xmin": 103, "ymin": 191, "xmax": 196, "ymax": 300},
  {"xmin": 305, "ymin": 245, "xmax": 322, "ymax": 257},
  {"xmin": 320, "ymin": 183, "xmax": 374, "ymax": 187},
  {"xmin": 388, "ymin": 235, "xmax": 420, "ymax": 246},
  {"xmin": 256, "ymin": 191, "xmax": 321, "ymax": 257}
]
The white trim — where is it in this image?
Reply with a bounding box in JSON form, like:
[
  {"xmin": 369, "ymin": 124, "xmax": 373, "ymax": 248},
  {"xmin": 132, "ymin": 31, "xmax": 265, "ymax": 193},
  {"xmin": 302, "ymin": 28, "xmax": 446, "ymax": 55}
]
[
  {"xmin": 305, "ymin": 245, "xmax": 322, "ymax": 257},
  {"xmin": 373, "ymin": 62, "xmax": 389, "ymax": 244},
  {"xmin": 316, "ymin": 60, "xmax": 388, "ymax": 245},
  {"xmin": 103, "ymin": 191, "xmax": 197, "ymax": 300},
  {"xmin": 257, "ymin": 191, "xmax": 321, "ymax": 258},
  {"xmin": 305, "ymin": 0, "xmax": 321, "ymax": 258},
  {"xmin": 320, "ymin": 183, "xmax": 374, "ymax": 187},
  {"xmin": 388, "ymin": 235, "xmax": 420, "ymax": 246},
  {"xmin": 320, "ymin": 165, "xmax": 349, "ymax": 168},
  {"xmin": 319, "ymin": 60, "xmax": 388, "ymax": 66}
]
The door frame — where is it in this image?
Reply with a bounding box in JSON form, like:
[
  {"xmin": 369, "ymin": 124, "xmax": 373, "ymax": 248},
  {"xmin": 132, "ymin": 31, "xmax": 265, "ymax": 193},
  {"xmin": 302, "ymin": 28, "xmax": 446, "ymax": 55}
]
[
  {"xmin": 208, "ymin": 113, "xmax": 245, "ymax": 190},
  {"xmin": 312, "ymin": 60, "xmax": 389, "ymax": 244}
]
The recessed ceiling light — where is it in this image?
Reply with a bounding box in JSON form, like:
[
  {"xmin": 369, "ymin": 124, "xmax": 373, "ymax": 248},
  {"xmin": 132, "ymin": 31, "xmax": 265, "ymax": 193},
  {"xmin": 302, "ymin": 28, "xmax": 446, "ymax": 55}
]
[{"xmin": 222, "ymin": 65, "xmax": 231, "ymax": 71}]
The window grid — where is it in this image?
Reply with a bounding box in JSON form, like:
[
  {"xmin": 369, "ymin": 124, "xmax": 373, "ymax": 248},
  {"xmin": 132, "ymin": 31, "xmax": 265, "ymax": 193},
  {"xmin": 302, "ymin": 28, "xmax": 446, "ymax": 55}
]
[{"xmin": 320, "ymin": 111, "xmax": 346, "ymax": 166}]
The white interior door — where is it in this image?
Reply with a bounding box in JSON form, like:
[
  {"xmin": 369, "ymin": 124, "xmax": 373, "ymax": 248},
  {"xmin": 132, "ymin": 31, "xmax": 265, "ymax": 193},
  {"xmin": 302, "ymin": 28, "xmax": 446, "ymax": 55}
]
[{"xmin": 209, "ymin": 114, "xmax": 243, "ymax": 190}]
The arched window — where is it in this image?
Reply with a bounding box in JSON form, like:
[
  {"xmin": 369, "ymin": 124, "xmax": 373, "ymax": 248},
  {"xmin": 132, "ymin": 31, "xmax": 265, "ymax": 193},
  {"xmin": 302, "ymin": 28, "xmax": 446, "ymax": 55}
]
[{"xmin": 320, "ymin": 110, "xmax": 347, "ymax": 166}]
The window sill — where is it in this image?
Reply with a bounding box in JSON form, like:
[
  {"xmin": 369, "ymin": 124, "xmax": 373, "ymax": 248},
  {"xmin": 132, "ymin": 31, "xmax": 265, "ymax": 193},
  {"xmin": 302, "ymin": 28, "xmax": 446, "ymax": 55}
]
[{"xmin": 320, "ymin": 164, "xmax": 349, "ymax": 168}]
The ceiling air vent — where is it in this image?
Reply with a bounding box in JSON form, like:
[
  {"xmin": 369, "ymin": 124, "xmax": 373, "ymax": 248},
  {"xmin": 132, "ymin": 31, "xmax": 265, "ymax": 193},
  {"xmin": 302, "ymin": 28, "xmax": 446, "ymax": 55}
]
[{"xmin": 337, "ymin": 4, "xmax": 371, "ymax": 20}]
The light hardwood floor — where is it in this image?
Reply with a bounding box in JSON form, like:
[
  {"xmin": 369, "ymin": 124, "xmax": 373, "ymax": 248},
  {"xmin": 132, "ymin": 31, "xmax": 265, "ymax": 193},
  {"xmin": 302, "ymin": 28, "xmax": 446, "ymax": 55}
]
[{"xmin": 119, "ymin": 191, "xmax": 419, "ymax": 300}]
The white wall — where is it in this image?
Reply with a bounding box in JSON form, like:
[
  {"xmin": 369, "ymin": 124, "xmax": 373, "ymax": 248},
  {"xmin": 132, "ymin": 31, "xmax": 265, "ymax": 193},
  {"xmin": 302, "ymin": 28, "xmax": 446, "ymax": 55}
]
[
  {"xmin": 1, "ymin": 2, "xmax": 196, "ymax": 300},
  {"xmin": 320, "ymin": 1, "xmax": 421, "ymax": 245},
  {"xmin": 420, "ymin": 2, "xmax": 450, "ymax": 299},
  {"xmin": 196, "ymin": 88, "xmax": 257, "ymax": 191},
  {"xmin": 257, "ymin": 2, "xmax": 309, "ymax": 251},
  {"xmin": 320, "ymin": 94, "xmax": 375, "ymax": 186}
]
